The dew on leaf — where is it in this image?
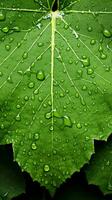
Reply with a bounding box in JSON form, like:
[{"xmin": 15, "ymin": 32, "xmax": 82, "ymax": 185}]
[
  {"xmin": 103, "ymin": 29, "xmax": 111, "ymax": 38},
  {"xmin": 45, "ymin": 112, "xmax": 52, "ymax": 119},
  {"xmin": 24, "ymin": 95, "xmax": 29, "ymax": 101},
  {"xmin": 22, "ymin": 52, "xmax": 28, "ymax": 59},
  {"xmin": 2, "ymin": 26, "xmax": 9, "ymax": 33},
  {"xmin": 49, "ymin": 126, "xmax": 53, "ymax": 131},
  {"xmin": 82, "ymin": 57, "xmax": 90, "ymax": 67},
  {"xmin": 34, "ymin": 89, "xmax": 39, "ymax": 95},
  {"xmin": 5, "ymin": 44, "xmax": 11, "ymax": 51},
  {"xmin": 90, "ymin": 39, "xmax": 96, "ymax": 45},
  {"xmin": 44, "ymin": 164, "xmax": 50, "ymax": 172},
  {"xmin": 87, "ymin": 68, "xmax": 94, "ymax": 75},
  {"xmin": 63, "ymin": 115, "xmax": 72, "ymax": 127},
  {"xmin": 100, "ymin": 53, "xmax": 107, "ymax": 59},
  {"xmin": 7, "ymin": 76, "xmax": 13, "ymax": 83},
  {"xmin": 0, "ymin": 12, "xmax": 5, "ymax": 21},
  {"xmin": 1, "ymin": 124, "xmax": 4, "ymax": 130},
  {"xmin": 37, "ymin": 42, "xmax": 44, "ymax": 47},
  {"xmin": 87, "ymin": 26, "xmax": 93, "ymax": 32},
  {"xmin": 34, "ymin": 133, "xmax": 39, "ymax": 140},
  {"xmin": 16, "ymin": 114, "xmax": 21, "ymax": 121},
  {"xmin": 16, "ymin": 104, "xmax": 21, "ymax": 109},
  {"xmin": 36, "ymin": 70, "xmax": 45, "ymax": 81},
  {"xmin": 31, "ymin": 143, "xmax": 37, "ymax": 150},
  {"xmin": 76, "ymin": 123, "xmax": 82, "ymax": 129},
  {"xmin": 98, "ymin": 45, "xmax": 103, "ymax": 52},
  {"xmin": 28, "ymin": 82, "xmax": 35, "ymax": 88}
]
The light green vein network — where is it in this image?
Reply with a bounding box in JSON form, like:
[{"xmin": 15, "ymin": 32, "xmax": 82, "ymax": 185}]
[{"xmin": 0, "ymin": 0, "xmax": 112, "ymax": 194}]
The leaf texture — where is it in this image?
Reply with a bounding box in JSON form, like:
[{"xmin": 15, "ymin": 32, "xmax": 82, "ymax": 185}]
[{"xmin": 0, "ymin": 0, "xmax": 112, "ymax": 193}]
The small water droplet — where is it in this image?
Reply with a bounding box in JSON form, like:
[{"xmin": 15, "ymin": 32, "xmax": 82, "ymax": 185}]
[
  {"xmin": 0, "ymin": 12, "xmax": 5, "ymax": 21},
  {"xmin": 31, "ymin": 143, "xmax": 37, "ymax": 150},
  {"xmin": 90, "ymin": 39, "xmax": 96, "ymax": 45},
  {"xmin": 16, "ymin": 104, "xmax": 21, "ymax": 109},
  {"xmin": 103, "ymin": 29, "xmax": 111, "ymax": 38},
  {"xmin": 100, "ymin": 53, "xmax": 107, "ymax": 59},
  {"xmin": 5, "ymin": 44, "xmax": 11, "ymax": 51},
  {"xmin": 24, "ymin": 95, "xmax": 29, "ymax": 101},
  {"xmin": 44, "ymin": 164, "xmax": 50, "ymax": 172},
  {"xmin": 34, "ymin": 133, "xmax": 39, "ymax": 140},
  {"xmin": 22, "ymin": 52, "xmax": 28, "ymax": 59},
  {"xmin": 37, "ymin": 42, "xmax": 44, "ymax": 47},
  {"xmin": 16, "ymin": 114, "xmax": 21, "ymax": 121},
  {"xmin": 76, "ymin": 123, "xmax": 82, "ymax": 129},
  {"xmin": 28, "ymin": 82, "xmax": 35, "ymax": 88},
  {"xmin": 36, "ymin": 70, "xmax": 45, "ymax": 81},
  {"xmin": 87, "ymin": 68, "xmax": 94, "ymax": 75},
  {"xmin": 45, "ymin": 112, "xmax": 52, "ymax": 119}
]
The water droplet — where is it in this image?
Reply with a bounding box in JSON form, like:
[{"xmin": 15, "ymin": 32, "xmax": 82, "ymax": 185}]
[
  {"xmin": 0, "ymin": 12, "xmax": 5, "ymax": 21},
  {"xmin": 49, "ymin": 126, "xmax": 53, "ymax": 131},
  {"xmin": 22, "ymin": 52, "xmax": 28, "ymax": 59},
  {"xmin": 34, "ymin": 89, "xmax": 39, "ymax": 95},
  {"xmin": 44, "ymin": 164, "xmax": 50, "ymax": 172},
  {"xmin": 82, "ymin": 85, "xmax": 87, "ymax": 91},
  {"xmin": 1, "ymin": 124, "xmax": 4, "ymax": 130},
  {"xmin": 5, "ymin": 44, "xmax": 11, "ymax": 51},
  {"xmin": 90, "ymin": 39, "xmax": 96, "ymax": 45},
  {"xmin": 87, "ymin": 68, "xmax": 94, "ymax": 75},
  {"xmin": 45, "ymin": 112, "xmax": 52, "ymax": 119},
  {"xmin": 28, "ymin": 82, "xmax": 35, "ymax": 88},
  {"xmin": 82, "ymin": 57, "xmax": 90, "ymax": 67},
  {"xmin": 16, "ymin": 104, "xmax": 21, "ymax": 109},
  {"xmin": 37, "ymin": 42, "xmax": 44, "ymax": 47},
  {"xmin": 2, "ymin": 26, "xmax": 9, "ymax": 33},
  {"xmin": 24, "ymin": 95, "xmax": 29, "ymax": 101},
  {"xmin": 36, "ymin": 70, "xmax": 45, "ymax": 81},
  {"xmin": 16, "ymin": 114, "xmax": 21, "ymax": 121},
  {"xmin": 100, "ymin": 53, "xmax": 107, "ymax": 59},
  {"xmin": 31, "ymin": 143, "xmax": 37, "ymax": 150},
  {"xmin": 76, "ymin": 123, "xmax": 82, "ymax": 129},
  {"xmin": 103, "ymin": 29, "xmax": 111, "ymax": 38},
  {"xmin": 63, "ymin": 115, "xmax": 72, "ymax": 127},
  {"xmin": 34, "ymin": 133, "xmax": 39, "ymax": 140},
  {"xmin": 88, "ymin": 26, "xmax": 93, "ymax": 32}
]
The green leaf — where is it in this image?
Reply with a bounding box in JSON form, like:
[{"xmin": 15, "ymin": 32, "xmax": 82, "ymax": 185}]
[
  {"xmin": 0, "ymin": 0, "xmax": 112, "ymax": 193},
  {"xmin": 85, "ymin": 136, "xmax": 112, "ymax": 195},
  {"xmin": 0, "ymin": 145, "xmax": 25, "ymax": 199}
]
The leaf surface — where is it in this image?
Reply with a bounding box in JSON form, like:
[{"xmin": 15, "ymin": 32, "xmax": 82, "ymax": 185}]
[
  {"xmin": 85, "ymin": 136, "xmax": 112, "ymax": 195},
  {"xmin": 0, "ymin": 0, "xmax": 112, "ymax": 193}
]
